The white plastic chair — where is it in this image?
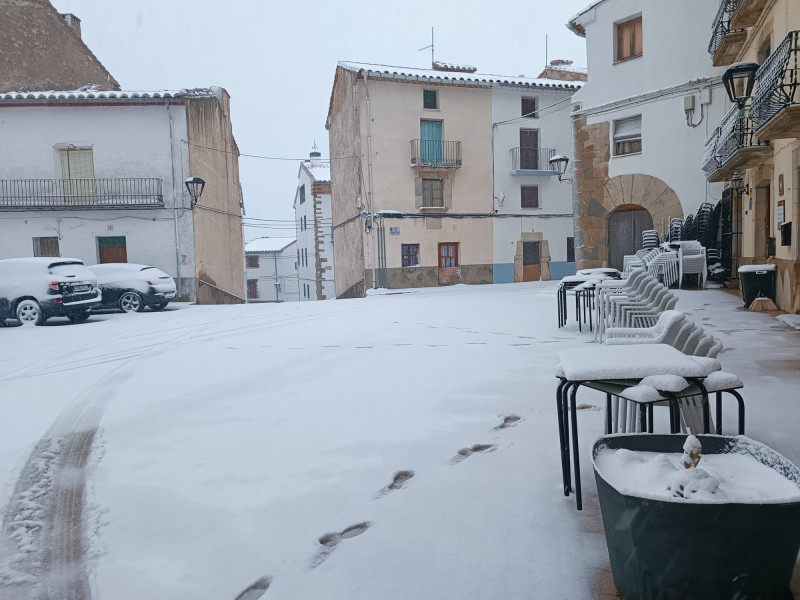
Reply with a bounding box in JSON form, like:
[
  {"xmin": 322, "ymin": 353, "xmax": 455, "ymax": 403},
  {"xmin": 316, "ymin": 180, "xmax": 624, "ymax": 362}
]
[{"xmin": 679, "ymin": 242, "xmax": 706, "ymax": 289}]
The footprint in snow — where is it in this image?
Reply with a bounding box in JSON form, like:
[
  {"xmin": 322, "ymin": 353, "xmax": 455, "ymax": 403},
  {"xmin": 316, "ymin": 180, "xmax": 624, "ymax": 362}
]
[
  {"xmin": 312, "ymin": 522, "xmax": 372, "ymax": 567},
  {"xmin": 234, "ymin": 576, "xmax": 272, "ymax": 600},
  {"xmin": 494, "ymin": 415, "xmax": 521, "ymax": 430},
  {"xmin": 376, "ymin": 470, "xmax": 415, "ymax": 498},
  {"xmin": 449, "ymin": 444, "xmax": 497, "ymax": 464}
]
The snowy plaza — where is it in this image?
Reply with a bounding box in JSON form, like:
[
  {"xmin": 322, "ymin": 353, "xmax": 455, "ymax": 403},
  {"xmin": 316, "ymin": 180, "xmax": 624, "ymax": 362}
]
[{"xmin": 2, "ymin": 282, "xmax": 800, "ymax": 599}]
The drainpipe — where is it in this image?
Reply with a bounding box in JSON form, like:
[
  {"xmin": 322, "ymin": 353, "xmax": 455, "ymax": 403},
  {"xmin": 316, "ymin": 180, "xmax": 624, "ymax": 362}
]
[
  {"xmin": 166, "ymin": 100, "xmax": 183, "ymax": 299},
  {"xmin": 274, "ymin": 251, "xmax": 280, "ymax": 302},
  {"xmin": 363, "ymin": 71, "xmax": 376, "ymax": 290}
]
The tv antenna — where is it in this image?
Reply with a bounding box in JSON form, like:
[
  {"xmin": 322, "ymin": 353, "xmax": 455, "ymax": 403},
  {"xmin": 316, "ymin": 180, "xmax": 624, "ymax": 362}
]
[{"xmin": 419, "ymin": 27, "xmax": 434, "ymax": 67}]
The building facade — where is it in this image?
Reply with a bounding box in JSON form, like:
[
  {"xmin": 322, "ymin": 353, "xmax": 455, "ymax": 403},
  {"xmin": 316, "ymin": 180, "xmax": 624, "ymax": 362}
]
[
  {"xmin": 703, "ymin": 0, "xmax": 800, "ymax": 312},
  {"xmin": 326, "ymin": 61, "xmax": 582, "ymax": 298},
  {"xmin": 567, "ymin": 0, "xmax": 727, "ymax": 270},
  {"xmin": 244, "ymin": 238, "xmax": 299, "ymax": 302},
  {"xmin": 294, "ymin": 149, "xmax": 334, "ymax": 300},
  {"xmin": 0, "ymin": 1, "xmax": 244, "ymax": 303}
]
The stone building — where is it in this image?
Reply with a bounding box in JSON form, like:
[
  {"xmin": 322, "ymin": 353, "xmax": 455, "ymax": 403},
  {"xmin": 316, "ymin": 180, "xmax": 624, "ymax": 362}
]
[
  {"xmin": 567, "ymin": 0, "xmax": 726, "ymax": 270},
  {"xmin": 703, "ymin": 0, "xmax": 800, "ymax": 312}
]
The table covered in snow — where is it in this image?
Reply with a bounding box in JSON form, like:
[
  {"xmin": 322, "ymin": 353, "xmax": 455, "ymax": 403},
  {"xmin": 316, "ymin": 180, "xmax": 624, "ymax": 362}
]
[{"xmin": 555, "ymin": 344, "xmax": 721, "ymax": 510}]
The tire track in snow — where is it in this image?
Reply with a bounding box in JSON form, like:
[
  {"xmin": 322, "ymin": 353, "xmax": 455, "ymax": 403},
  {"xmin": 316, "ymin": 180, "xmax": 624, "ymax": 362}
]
[{"xmin": 0, "ymin": 364, "xmax": 134, "ymax": 600}]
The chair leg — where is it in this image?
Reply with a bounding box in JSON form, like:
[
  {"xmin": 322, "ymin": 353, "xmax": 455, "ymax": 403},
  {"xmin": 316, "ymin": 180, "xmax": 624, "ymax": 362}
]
[{"xmin": 569, "ymin": 384, "xmax": 583, "ymax": 511}]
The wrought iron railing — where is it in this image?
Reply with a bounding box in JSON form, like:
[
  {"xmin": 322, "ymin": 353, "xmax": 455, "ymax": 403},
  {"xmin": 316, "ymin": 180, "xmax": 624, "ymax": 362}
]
[
  {"xmin": 410, "ymin": 139, "xmax": 462, "ymax": 168},
  {"xmin": 751, "ymin": 30, "xmax": 800, "ymax": 130},
  {"xmin": 702, "ymin": 127, "xmax": 722, "ymax": 178},
  {"xmin": 708, "ymin": 0, "xmax": 743, "ymax": 57},
  {"xmin": 509, "ymin": 147, "xmax": 557, "ymax": 171},
  {"xmin": 0, "ymin": 178, "xmax": 164, "ymax": 208},
  {"xmin": 718, "ymin": 101, "xmax": 767, "ymax": 162}
]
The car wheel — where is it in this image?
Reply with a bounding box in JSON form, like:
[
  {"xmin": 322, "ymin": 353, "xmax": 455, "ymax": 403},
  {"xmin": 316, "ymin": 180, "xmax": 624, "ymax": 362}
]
[
  {"xmin": 16, "ymin": 299, "xmax": 44, "ymax": 326},
  {"xmin": 151, "ymin": 301, "xmax": 169, "ymax": 311},
  {"xmin": 119, "ymin": 292, "xmax": 144, "ymax": 313},
  {"xmin": 67, "ymin": 310, "xmax": 91, "ymax": 324}
]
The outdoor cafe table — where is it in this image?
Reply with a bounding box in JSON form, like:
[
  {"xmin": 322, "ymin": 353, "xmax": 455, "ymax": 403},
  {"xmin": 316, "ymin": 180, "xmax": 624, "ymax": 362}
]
[{"xmin": 556, "ymin": 344, "xmax": 721, "ymax": 510}]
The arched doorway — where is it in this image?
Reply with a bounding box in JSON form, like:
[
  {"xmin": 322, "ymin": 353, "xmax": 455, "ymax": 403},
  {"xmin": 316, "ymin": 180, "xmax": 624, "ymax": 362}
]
[{"xmin": 608, "ymin": 204, "xmax": 653, "ymax": 270}]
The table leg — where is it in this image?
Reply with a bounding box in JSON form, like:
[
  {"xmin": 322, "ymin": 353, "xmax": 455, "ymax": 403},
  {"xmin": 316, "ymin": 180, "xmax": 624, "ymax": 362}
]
[
  {"xmin": 556, "ymin": 379, "xmax": 570, "ymax": 496},
  {"xmin": 570, "ymin": 383, "xmax": 583, "ymax": 511},
  {"xmin": 716, "ymin": 391, "xmax": 723, "ymax": 435}
]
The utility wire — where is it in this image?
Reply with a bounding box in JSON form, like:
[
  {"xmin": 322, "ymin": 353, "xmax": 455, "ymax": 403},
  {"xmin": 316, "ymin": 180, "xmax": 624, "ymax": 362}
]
[{"xmin": 181, "ymin": 139, "xmax": 358, "ymax": 162}]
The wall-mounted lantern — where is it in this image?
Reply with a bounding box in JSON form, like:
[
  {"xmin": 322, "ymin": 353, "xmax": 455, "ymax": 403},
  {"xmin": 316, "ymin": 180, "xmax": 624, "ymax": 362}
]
[
  {"xmin": 722, "ymin": 62, "xmax": 759, "ymax": 108},
  {"xmin": 729, "ymin": 171, "xmax": 751, "ymax": 196},
  {"xmin": 549, "ymin": 155, "xmax": 574, "ymax": 183},
  {"xmin": 185, "ymin": 176, "xmax": 206, "ymax": 207}
]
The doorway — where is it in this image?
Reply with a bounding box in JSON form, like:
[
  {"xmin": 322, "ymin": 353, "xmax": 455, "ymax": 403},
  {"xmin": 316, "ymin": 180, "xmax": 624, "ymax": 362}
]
[
  {"xmin": 522, "ymin": 241, "xmax": 541, "ymax": 281},
  {"xmin": 438, "ymin": 242, "xmax": 461, "ymax": 285},
  {"xmin": 607, "ymin": 206, "xmax": 653, "ymax": 270}
]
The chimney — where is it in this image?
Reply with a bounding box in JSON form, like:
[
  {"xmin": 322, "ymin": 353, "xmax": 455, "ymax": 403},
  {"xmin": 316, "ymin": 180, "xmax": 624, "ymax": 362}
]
[
  {"xmin": 60, "ymin": 13, "xmax": 82, "ymax": 39},
  {"xmin": 309, "ymin": 145, "xmax": 323, "ymax": 168}
]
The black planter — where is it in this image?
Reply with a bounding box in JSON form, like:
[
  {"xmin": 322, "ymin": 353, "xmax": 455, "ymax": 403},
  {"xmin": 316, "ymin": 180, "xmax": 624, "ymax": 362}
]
[{"xmin": 592, "ymin": 434, "xmax": 800, "ymax": 600}]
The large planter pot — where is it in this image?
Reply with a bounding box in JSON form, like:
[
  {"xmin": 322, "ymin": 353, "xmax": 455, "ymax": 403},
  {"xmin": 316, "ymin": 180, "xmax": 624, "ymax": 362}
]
[{"xmin": 592, "ymin": 434, "xmax": 800, "ymax": 600}]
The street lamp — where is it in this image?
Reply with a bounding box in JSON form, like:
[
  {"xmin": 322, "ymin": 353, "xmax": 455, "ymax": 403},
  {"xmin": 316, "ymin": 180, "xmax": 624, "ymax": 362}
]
[
  {"xmin": 185, "ymin": 176, "xmax": 205, "ymax": 207},
  {"xmin": 549, "ymin": 154, "xmax": 573, "ymax": 183},
  {"xmin": 722, "ymin": 62, "xmax": 759, "ymax": 108},
  {"xmin": 729, "ymin": 171, "xmax": 750, "ymax": 196}
]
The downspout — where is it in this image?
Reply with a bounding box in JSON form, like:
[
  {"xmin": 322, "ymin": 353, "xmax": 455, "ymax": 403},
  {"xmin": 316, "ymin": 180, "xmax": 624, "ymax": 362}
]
[
  {"xmin": 274, "ymin": 251, "xmax": 280, "ymax": 302},
  {"xmin": 166, "ymin": 100, "xmax": 183, "ymax": 299},
  {"xmin": 363, "ymin": 71, "xmax": 376, "ymax": 289}
]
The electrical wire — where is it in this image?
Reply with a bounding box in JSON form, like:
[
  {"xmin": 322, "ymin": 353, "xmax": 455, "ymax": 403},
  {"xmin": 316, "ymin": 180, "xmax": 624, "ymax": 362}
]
[{"xmin": 181, "ymin": 139, "xmax": 358, "ymax": 162}]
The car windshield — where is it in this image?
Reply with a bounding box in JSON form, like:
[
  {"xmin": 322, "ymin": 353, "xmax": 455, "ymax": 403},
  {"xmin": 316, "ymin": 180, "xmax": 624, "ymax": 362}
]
[{"xmin": 49, "ymin": 263, "xmax": 85, "ymax": 276}]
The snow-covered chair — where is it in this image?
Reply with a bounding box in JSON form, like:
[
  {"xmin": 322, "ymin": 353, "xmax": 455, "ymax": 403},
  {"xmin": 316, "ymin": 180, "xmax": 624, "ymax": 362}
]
[
  {"xmin": 679, "ymin": 241, "xmax": 707, "ymax": 288},
  {"xmin": 605, "ymin": 310, "xmax": 685, "ymax": 345}
]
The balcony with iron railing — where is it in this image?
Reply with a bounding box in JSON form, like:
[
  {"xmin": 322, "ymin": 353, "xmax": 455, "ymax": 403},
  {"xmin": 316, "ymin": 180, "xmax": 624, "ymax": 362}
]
[
  {"xmin": 0, "ymin": 178, "xmax": 164, "ymax": 210},
  {"xmin": 709, "ymin": 0, "xmax": 747, "ymax": 67},
  {"xmin": 410, "ymin": 139, "xmax": 462, "ymax": 168},
  {"xmin": 509, "ymin": 147, "xmax": 557, "ymax": 175},
  {"xmin": 702, "ymin": 102, "xmax": 770, "ymax": 182},
  {"xmin": 751, "ymin": 30, "xmax": 800, "ymax": 140}
]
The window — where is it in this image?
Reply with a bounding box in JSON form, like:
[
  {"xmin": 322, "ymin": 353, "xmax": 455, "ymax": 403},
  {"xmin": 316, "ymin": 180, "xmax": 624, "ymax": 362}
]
[
  {"xmin": 567, "ymin": 237, "xmax": 575, "ymax": 263},
  {"xmin": 97, "ymin": 236, "xmax": 127, "ymax": 263},
  {"xmin": 247, "ymin": 279, "xmax": 258, "ymax": 299},
  {"xmin": 422, "ymin": 179, "xmax": 444, "ymax": 208},
  {"xmin": 521, "ymin": 97, "xmax": 538, "ymax": 118},
  {"xmin": 60, "ymin": 147, "xmax": 95, "ymax": 202},
  {"xmin": 521, "ymin": 186, "xmax": 540, "ymax": 209},
  {"xmin": 439, "ymin": 243, "xmax": 459, "ymax": 268},
  {"xmin": 615, "ymin": 16, "xmax": 643, "ymax": 62},
  {"xmin": 423, "ymin": 90, "xmax": 438, "ymax": 109},
  {"xmin": 401, "ymin": 243, "xmax": 420, "ymax": 267},
  {"xmin": 520, "ymin": 129, "xmax": 539, "ymax": 169},
  {"xmin": 299, "ymin": 184, "xmax": 306, "ymax": 204},
  {"xmin": 246, "ymin": 255, "xmax": 259, "ymax": 269},
  {"xmin": 32, "ymin": 236, "xmax": 60, "ymax": 257},
  {"xmin": 613, "ymin": 116, "xmax": 642, "ymax": 156}
]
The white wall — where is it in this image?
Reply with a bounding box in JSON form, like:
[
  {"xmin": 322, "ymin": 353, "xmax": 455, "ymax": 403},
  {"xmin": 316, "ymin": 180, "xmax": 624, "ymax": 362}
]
[
  {"xmin": 491, "ymin": 85, "xmax": 577, "ymax": 279},
  {"xmin": 294, "ymin": 166, "xmax": 335, "ymax": 301},
  {"xmin": 0, "ymin": 104, "xmax": 195, "ymax": 283},
  {"xmin": 246, "ymin": 246, "xmax": 299, "ymax": 302}
]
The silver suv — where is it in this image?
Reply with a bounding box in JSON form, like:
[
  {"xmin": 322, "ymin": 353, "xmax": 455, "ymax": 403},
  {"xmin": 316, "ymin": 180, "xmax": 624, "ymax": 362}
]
[{"xmin": 0, "ymin": 258, "xmax": 102, "ymax": 325}]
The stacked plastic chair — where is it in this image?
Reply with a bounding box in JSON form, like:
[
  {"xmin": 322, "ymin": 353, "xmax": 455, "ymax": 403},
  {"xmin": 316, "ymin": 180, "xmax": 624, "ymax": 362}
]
[
  {"xmin": 678, "ymin": 241, "xmax": 707, "ymax": 288},
  {"xmin": 642, "ymin": 229, "xmax": 660, "ymax": 250},
  {"xmin": 696, "ymin": 203, "xmax": 715, "ymax": 248},
  {"xmin": 669, "ymin": 218, "xmax": 683, "ymax": 242}
]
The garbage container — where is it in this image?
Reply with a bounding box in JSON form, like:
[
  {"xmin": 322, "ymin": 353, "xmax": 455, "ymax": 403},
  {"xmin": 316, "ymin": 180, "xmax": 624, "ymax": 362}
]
[{"xmin": 737, "ymin": 264, "xmax": 777, "ymax": 308}]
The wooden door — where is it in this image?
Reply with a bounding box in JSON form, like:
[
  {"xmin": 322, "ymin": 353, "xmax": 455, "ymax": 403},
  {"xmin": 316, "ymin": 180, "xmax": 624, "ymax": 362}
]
[
  {"xmin": 98, "ymin": 236, "xmax": 128, "ymax": 263},
  {"xmin": 520, "ymin": 129, "xmax": 539, "ymax": 169},
  {"xmin": 608, "ymin": 207, "xmax": 653, "ymax": 270},
  {"xmin": 438, "ymin": 242, "xmax": 461, "ymax": 285},
  {"xmin": 522, "ymin": 241, "xmax": 541, "ymax": 281}
]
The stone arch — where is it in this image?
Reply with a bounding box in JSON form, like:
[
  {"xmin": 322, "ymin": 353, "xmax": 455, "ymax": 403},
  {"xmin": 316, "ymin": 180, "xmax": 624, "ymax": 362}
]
[{"xmin": 602, "ymin": 174, "xmax": 684, "ymax": 233}]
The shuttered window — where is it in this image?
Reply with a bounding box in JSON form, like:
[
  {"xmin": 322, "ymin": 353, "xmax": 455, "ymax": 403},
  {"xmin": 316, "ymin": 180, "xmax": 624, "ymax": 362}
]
[
  {"xmin": 247, "ymin": 279, "xmax": 258, "ymax": 299},
  {"xmin": 60, "ymin": 147, "xmax": 95, "ymax": 202},
  {"xmin": 423, "ymin": 90, "xmax": 438, "ymax": 109},
  {"xmin": 401, "ymin": 244, "xmax": 420, "ymax": 267},
  {"xmin": 613, "ymin": 116, "xmax": 642, "ymax": 156},
  {"xmin": 246, "ymin": 255, "xmax": 259, "ymax": 268},
  {"xmin": 422, "ymin": 179, "xmax": 444, "ymax": 208},
  {"xmin": 521, "ymin": 97, "xmax": 538, "ymax": 118},
  {"xmin": 33, "ymin": 236, "xmax": 60, "ymax": 257},
  {"xmin": 616, "ymin": 16, "xmax": 643, "ymax": 62},
  {"xmin": 521, "ymin": 186, "xmax": 540, "ymax": 209},
  {"xmin": 97, "ymin": 236, "xmax": 127, "ymax": 263}
]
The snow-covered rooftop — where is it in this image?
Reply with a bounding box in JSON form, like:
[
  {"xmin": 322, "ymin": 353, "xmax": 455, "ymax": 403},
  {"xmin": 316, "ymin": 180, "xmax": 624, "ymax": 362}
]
[
  {"xmin": 245, "ymin": 237, "xmax": 296, "ymax": 253},
  {"xmin": 302, "ymin": 161, "xmax": 331, "ymax": 183},
  {"xmin": 0, "ymin": 87, "xmax": 220, "ymax": 103},
  {"xmin": 338, "ymin": 61, "xmax": 582, "ymax": 90}
]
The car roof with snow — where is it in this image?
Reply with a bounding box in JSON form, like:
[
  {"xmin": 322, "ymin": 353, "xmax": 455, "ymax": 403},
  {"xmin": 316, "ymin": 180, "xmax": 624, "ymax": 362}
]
[{"xmin": 0, "ymin": 257, "xmax": 85, "ymax": 268}]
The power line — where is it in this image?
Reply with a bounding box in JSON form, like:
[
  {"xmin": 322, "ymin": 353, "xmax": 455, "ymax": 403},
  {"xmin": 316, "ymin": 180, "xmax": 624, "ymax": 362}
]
[{"xmin": 181, "ymin": 139, "xmax": 358, "ymax": 162}]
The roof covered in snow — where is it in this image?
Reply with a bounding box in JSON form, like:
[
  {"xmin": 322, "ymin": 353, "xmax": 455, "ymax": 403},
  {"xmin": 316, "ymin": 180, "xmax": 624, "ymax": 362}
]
[
  {"xmin": 245, "ymin": 237, "xmax": 296, "ymax": 253},
  {"xmin": 0, "ymin": 87, "xmax": 222, "ymax": 105},
  {"xmin": 337, "ymin": 61, "xmax": 583, "ymax": 90},
  {"xmin": 567, "ymin": 0, "xmax": 608, "ymax": 37},
  {"xmin": 301, "ymin": 160, "xmax": 331, "ymax": 183}
]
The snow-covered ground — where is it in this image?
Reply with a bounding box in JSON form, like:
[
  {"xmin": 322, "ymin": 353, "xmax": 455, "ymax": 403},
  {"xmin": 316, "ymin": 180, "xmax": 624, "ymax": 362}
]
[{"xmin": 1, "ymin": 282, "xmax": 799, "ymax": 599}]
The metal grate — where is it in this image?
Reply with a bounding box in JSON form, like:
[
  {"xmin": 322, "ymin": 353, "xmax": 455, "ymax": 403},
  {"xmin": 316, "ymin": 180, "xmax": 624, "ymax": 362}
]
[
  {"xmin": 708, "ymin": 0, "xmax": 743, "ymax": 56},
  {"xmin": 702, "ymin": 127, "xmax": 722, "ymax": 178},
  {"xmin": 717, "ymin": 101, "xmax": 767, "ymax": 163},
  {"xmin": 750, "ymin": 31, "xmax": 800, "ymax": 130},
  {"xmin": 410, "ymin": 139, "xmax": 462, "ymax": 168},
  {"xmin": 509, "ymin": 147, "xmax": 557, "ymax": 171},
  {"xmin": 0, "ymin": 178, "xmax": 164, "ymax": 209}
]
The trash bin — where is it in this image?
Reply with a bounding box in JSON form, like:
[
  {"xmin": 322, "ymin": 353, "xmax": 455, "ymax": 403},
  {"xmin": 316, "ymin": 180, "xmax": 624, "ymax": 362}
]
[{"xmin": 738, "ymin": 264, "xmax": 777, "ymax": 308}]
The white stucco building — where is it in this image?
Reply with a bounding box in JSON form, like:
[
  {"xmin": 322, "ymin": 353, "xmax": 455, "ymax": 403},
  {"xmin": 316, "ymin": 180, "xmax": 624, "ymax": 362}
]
[
  {"xmin": 244, "ymin": 237, "xmax": 299, "ymax": 302},
  {"xmin": 294, "ymin": 149, "xmax": 334, "ymax": 300},
  {"xmin": 567, "ymin": 0, "xmax": 727, "ymax": 270}
]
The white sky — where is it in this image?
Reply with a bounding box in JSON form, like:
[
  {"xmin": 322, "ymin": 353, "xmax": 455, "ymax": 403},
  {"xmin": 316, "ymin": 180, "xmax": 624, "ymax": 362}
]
[{"xmin": 50, "ymin": 0, "xmax": 589, "ymax": 239}]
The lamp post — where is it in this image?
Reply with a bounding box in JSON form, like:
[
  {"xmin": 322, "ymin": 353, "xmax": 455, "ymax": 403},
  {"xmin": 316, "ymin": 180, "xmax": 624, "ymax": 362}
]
[
  {"xmin": 549, "ymin": 154, "xmax": 573, "ymax": 183},
  {"xmin": 722, "ymin": 62, "xmax": 759, "ymax": 108},
  {"xmin": 185, "ymin": 176, "xmax": 205, "ymax": 207}
]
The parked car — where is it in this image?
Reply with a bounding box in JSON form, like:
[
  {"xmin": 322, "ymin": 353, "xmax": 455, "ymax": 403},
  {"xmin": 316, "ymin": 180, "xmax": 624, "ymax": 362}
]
[
  {"xmin": 0, "ymin": 257, "xmax": 101, "ymax": 325},
  {"xmin": 88, "ymin": 263, "xmax": 177, "ymax": 313}
]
